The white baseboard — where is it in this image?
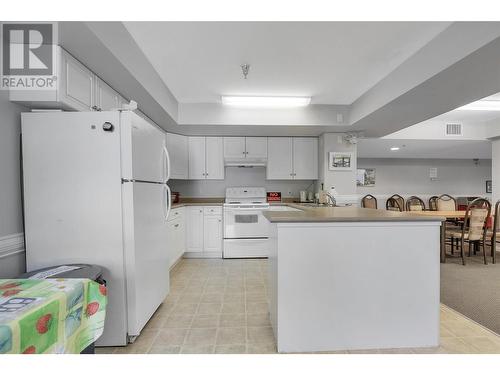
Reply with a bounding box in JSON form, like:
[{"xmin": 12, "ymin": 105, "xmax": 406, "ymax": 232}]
[
  {"xmin": 183, "ymin": 251, "xmax": 222, "ymax": 259},
  {"xmin": 0, "ymin": 233, "xmax": 25, "ymax": 259}
]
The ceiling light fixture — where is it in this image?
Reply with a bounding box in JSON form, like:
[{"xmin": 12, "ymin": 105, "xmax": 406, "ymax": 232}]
[
  {"xmin": 390, "ymin": 147, "xmax": 400, "ymax": 151},
  {"xmin": 221, "ymin": 96, "xmax": 311, "ymax": 108},
  {"xmin": 456, "ymin": 100, "xmax": 500, "ymax": 111}
]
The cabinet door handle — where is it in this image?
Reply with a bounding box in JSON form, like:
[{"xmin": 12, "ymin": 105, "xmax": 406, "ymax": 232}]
[{"xmin": 242, "ymin": 151, "xmax": 246, "ymax": 154}]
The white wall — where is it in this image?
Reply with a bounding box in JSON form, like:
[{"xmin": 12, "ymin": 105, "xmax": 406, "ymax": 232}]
[
  {"xmin": 319, "ymin": 133, "xmax": 357, "ymax": 195},
  {"xmin": 491, "ymin": 139, "xmax": 500, "ymax": 203},
  {"xmin": 0, "ymin": 91, "xmax": 27, "ymax": 277},
  {"xmin": 357, "ymin": 158, "xmax": 491, "ymax": 200},
  {"xmin": 169, "ymin": 167, "xmax": 315, "ymax": 199}
]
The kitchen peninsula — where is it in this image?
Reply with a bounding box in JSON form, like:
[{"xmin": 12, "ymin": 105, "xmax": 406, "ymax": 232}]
[{"xmin": 263, "ymin": 206, "xmax": 444, "ymax": 353}]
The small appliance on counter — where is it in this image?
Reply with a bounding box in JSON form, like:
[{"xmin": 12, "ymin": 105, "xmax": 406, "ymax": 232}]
[
  {"xmin": 171, "ymin": 191, "xmax": 180, "ymax": 204},
  {"xmin": 300, "ymin": 191, "xmax": 307, "ymax": 202}
]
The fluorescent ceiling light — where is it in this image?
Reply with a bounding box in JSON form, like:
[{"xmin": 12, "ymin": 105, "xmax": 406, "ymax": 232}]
[
  {"xmin": 221, "ymin": 96, "xmax": 311, "ymax": 108},
  {"xmin": 390, "ymin": 147, "xmax": 400, "ymax": 151},
  {"xmin": 456, "ymin": 100, "xmax": 500, "ymax": 111}
]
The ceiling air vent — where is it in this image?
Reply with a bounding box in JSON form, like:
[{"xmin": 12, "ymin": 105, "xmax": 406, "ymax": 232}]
[{"xmin": 446, "ymin": 123, "xmax": 462, "ymax": 136}]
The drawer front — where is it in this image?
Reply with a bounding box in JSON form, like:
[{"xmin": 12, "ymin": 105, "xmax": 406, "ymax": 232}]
[
  {"xmin": 168, "ymin": 207, "xmax": 184, "ymax": 222},
  {"xmin": 223, "ymin": 238, "xmax": 269, "ymax": 258},
  {"xmin": 203, "ymin": 206, "xmax": 222, "ymax": 216}
]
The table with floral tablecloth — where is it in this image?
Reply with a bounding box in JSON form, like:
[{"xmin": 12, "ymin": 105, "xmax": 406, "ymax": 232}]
[{"xmin": 0, "ymin": 278, "xmax": 107, "ymax": 354}]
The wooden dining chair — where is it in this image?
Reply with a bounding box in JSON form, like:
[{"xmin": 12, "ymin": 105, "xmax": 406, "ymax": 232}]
[
  {"xmin": 428, "ymin": 196, "xmax": 439, "ymax": 211},
  {"xmin": 437, "ymin": 194, "xmax": 457, "ymax": 211},
  {"xmin": 487, "ymin": 199, "xmax": 500, "ymax": 264},
  {"xmin": 406, "ymin": 196, "xmax": 425, "ymax": 211},
  {"xmin": 386, "ymin": 194, "xmax": 405, "ymax": 212},
  {"xmin": 386, "ymin": 196, "xmax": 403, "ymax": 212},
  {"xmin": 361, "ymin": 194, "xmax": 378, "ymax": 209},
  {"xmin": 447, "ymin": 198, "xmax": 491, "ymax": 265}
]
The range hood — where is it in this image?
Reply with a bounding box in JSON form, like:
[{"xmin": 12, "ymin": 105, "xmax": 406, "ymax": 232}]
[{"xmin": 224, "ymin": 157, "xmax": 267, "ymax": 167}]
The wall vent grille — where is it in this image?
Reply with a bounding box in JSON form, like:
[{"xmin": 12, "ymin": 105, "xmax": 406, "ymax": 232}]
[{"xmin": 446, "ymin": 123, "xmax": 462, "ymax": 136}]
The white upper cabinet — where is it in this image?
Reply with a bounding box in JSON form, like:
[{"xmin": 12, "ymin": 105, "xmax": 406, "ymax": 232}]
[
  {"xmin": 267, "ymin": 138, "xmax": 294, "ymax": 179},
  {"xmin": 188, "ymin": 137, "xmax": 224, "ymax": 180},
  {"xmin": 166, "ymin": 133, "xmax": 188, "ymax": 179},
  {"xmin": 94, "ymin": 77, "xmax": 121, "ymax": 111},
  {"xmin": 10, "ymin": 46, "xmax": 126, "ymax": 112},
  {"xmin": 293, "ymin": 138, "xmax": 318, "ymax": 180},
  {"xmin": 205, "ymin": 137, "xmax": 225, "ymax": 180},
  {"xmin": 61, "ymin": 50, "xmax": 94, "ymax": 111},
  {"xmin": 223, "ymin": 137, "xmax": 267, "ymax": 160},
  {"xmin": 245, "ymin": 137, "xmax": 268, "ymax": 159},
  {"xmin": 188, "ymin": 137, "xmax": 206, "ymax": 179},
  {"xmin": 223, "ymin": 137, "xmax": 246, "ymax": 159},
  {"xmin": 267, "ymin": 137, "xmax": 318, "ymax": 180}
]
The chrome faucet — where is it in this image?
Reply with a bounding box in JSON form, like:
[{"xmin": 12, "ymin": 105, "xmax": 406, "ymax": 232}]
[{"xmin": 325, "ymin": 192, "xmax": 336, "ymax": 207}]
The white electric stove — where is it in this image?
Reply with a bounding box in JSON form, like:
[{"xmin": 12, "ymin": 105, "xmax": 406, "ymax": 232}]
[{"xmin": 223, "ymin": 187, "xmax": 270, "ymax": 258}]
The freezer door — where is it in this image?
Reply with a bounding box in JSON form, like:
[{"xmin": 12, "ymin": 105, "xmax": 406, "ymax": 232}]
[
  {"xmin": 21, "ymin": 111, "xmax": 128, "ymax": 346},
  {"xmin": 121, "ymin": 111, "xmax": 168, "ymax": 183},
  {"xmin": 122, "ymin": 181, "xmax": 170, "ymax": 337}
]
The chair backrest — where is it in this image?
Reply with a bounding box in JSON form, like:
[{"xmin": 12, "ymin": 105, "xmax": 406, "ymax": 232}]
[
  {"xmin": 386, "ymin": 197, "xmax": 403, "ymax": 212},
  {"xmin": 361, "ymin": 194, "xmax": 377, "ymax": 209},
  {"xmin": 462, "ymin": 198, "xmax": 491, "ymax": 241},
  {"xmin": 387, "ymin": 194, "xmax": 405, "ymax": 211},
  {"xmin": 428, "ymin": 196, "xmax": 439, "ymax": 211},
  {"xmin": 493, "ymin": 200, "xmax": 500, "ymax": 242},
  {"xmin": 406, "ymin": 196, "xmax": 425, "ymax": 211},
  {"xmin": 437, "ymin": 194, "xmax": 456, "ymax": 211}
]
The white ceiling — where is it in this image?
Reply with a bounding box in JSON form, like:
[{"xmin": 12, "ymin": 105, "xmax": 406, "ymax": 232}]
[
  {"xmin": 426, "ymin": 92, "xmax": 500, "ymax": 124},
  {"xmin": 124, "ymin": 22, "xmax": 450, "ymax": 105},
  {"xmin": 357, "ymin": 139, "xmax": 491, "ymax": 159}
]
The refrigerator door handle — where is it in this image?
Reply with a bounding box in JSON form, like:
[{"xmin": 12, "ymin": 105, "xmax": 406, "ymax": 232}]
[
  {"xmin": 163, "ymin": 144, "xmax": 171, "ymax": 182},
  {"xmin": 163, "ymin": 184, "xmax": 171, "ymax": 221}
]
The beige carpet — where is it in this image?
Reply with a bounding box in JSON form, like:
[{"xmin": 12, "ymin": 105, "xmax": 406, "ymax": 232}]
[{"xmin": 441, "ymin": 251, "xmax": 500, "ymax": 335}]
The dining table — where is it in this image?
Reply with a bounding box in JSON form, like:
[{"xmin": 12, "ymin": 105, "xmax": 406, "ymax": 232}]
[{"xmin": 408, "ymin": 210, "xmax": 467, "ymax": 263}]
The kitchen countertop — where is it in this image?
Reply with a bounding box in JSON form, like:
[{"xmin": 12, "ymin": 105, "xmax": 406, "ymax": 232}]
[
  {"xmin": 263, "ymin": 205, "xmax": 446, "ymax": 223},
  {"xmin": 170, "ymin": 200, "xmax": 297, "ymax": 209},
  {"xmin": 171, "ymin": 202, "xmax": 223, "ymax": 208},
  {"xmin": 170, "ymin": 200, "xmax": 445, "ymax": 222}
]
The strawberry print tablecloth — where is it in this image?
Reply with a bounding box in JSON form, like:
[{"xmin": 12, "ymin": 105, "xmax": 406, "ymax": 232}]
[{"xmin": 0, "ymin": 278, "xmax": 107, "ymax": 354}]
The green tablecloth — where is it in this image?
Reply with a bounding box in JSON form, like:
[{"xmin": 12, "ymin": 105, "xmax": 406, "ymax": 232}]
[{"xmin": 0, "ymin": 278, "xmax": 107, "ymax": 354}]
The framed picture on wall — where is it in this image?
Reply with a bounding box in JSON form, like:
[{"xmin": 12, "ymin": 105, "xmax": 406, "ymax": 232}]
[
  {"xmin": 329, "ymin": 152, "xmax": 353, "ymax": 171},
  {"xmin": 357, "ymin": 168, "xmax": 376, "ymax": 187},
  {"xmin": 486, "ymin": 180, "xmax": 492, "ymax": 193}
]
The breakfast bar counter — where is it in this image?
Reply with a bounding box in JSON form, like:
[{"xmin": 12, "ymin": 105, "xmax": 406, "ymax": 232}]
[
  {"xmin": 264, "ymin": 205, "xmax": 446, "ymax": 223},
  {"xmin": 263, "ymin": 206, "xmax": 443, "ymax": 353}
]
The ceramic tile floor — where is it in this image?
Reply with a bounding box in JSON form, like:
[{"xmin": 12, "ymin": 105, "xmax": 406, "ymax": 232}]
[{"xmin": 96, "ymin": 258, "xmax": 500, "ymax": 354}]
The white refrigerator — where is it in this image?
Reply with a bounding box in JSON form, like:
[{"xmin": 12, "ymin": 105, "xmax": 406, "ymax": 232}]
[{"xmin": 21, "ymin": 110, "xmax": 172, "ymax": 346}]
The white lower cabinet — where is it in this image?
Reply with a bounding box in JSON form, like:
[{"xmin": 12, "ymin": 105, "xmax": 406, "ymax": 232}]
[
  {"xmin": 185, "ymin": 206, "xmax": 222, "ymax": 258},
  {"xmin": 186, "ymin": 206, "xmax": 204, "ymax": 252},
  {"xmin": 166, "ymin": 207, "xmax": 186, "ymax": 268}
]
